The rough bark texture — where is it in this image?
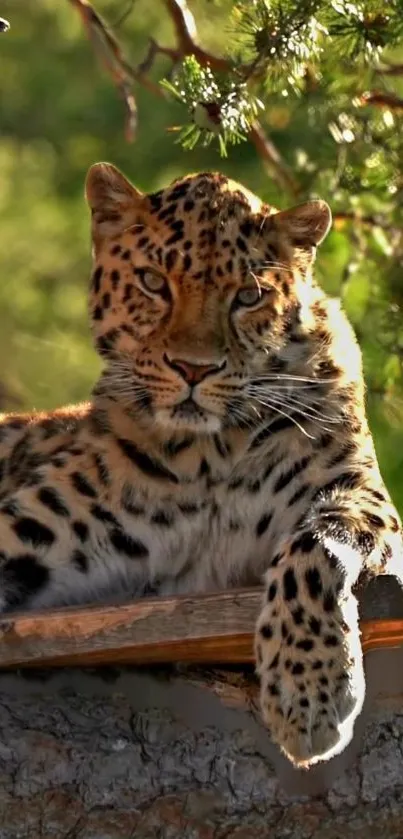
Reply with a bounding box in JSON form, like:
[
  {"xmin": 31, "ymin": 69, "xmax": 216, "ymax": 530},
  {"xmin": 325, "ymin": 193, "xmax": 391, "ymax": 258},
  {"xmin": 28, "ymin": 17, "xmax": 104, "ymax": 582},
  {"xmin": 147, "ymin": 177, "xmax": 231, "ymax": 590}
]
[{"xmin": 1, "ymin": 649, "xmax": 403, "ymax": 838}]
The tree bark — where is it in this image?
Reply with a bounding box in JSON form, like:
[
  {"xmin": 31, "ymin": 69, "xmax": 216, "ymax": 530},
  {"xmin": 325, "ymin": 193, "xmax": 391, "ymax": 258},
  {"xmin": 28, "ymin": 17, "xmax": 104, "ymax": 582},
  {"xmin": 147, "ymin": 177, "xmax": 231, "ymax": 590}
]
[{"xmin": 1, "ymin": 644, "xmax": 403, "ymax": 838}]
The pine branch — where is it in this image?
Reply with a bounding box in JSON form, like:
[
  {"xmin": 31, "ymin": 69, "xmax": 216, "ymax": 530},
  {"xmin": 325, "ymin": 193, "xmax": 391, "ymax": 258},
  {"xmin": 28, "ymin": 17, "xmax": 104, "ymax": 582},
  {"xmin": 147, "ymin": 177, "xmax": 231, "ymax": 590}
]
[
  {"xmin": 68, "ymin": 0, "xmax": 402, "ymax": 231},
  {"xmin": 68, "ymin": 0, "xmax": 298, "ymax": 197},
  {"xmin": 142, "ymin": 0, "xmax": 297, "ymax": 194}
]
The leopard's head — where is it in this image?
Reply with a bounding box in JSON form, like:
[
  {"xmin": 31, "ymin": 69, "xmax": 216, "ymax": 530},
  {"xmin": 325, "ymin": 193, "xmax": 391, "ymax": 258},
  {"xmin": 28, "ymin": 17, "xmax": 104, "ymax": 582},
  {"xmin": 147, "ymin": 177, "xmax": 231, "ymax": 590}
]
[{"xmin": 85, "ymin": 163, "xmax": 331, "ymax": 434}]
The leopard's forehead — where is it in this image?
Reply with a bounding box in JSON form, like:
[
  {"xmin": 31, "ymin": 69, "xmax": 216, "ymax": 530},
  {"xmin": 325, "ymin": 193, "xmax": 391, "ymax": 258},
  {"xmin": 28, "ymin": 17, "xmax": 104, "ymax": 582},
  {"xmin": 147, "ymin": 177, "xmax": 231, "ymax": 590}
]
[
  {"xmin": 146, "ymin": 171, "xmax": 277, "ymax": 226},
  {"xmin": 126, "ymin": 173, "xmax": 282, "ymax": 285}
]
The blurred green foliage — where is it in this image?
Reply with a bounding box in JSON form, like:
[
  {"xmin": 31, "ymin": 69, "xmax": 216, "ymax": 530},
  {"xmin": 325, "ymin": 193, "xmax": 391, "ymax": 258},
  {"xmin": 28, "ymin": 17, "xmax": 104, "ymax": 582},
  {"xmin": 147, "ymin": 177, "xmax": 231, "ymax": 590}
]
[{"xmin": 1, "ymin": 0, "xmax": 403, "ymax": 510}]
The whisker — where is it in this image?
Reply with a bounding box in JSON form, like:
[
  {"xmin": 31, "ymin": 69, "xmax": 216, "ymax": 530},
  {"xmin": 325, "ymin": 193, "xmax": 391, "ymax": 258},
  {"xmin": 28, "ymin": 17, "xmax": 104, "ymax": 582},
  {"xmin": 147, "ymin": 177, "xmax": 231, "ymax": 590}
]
[
  {"xmin": 268, "ymin": 398, "xmax": 336, "ymax": 428},
  {"xmin": 249, "ymin": 270, "xmax": 262, "ymax": 296},
  {"xmin": 249, "ymin": 388, "xmax": 341, "ymax": 423},
  {"xmin": 248, "ymin": 383, "xmax": 323, "ymax": 392},
  {"xmin": 250, "ymin": 389, "xmax": 335, "ymax": 429},
  {"xmin": 253, "ymin": 260, "xmax": 292, "ymax": 273},
  {"xmin": 251, "ymin": 396, "xmax": 316, "ymax": 439},
  {"xmin": 258, "ymin": 403, "xmax": 331, "ymax": 434},
  {"xmin": 226, "ymin": 401, "xmax": 260, "ymax": 430},
  {"xmin": 250, "ymin": 374, "xmax": 339, "ymax": 385}
]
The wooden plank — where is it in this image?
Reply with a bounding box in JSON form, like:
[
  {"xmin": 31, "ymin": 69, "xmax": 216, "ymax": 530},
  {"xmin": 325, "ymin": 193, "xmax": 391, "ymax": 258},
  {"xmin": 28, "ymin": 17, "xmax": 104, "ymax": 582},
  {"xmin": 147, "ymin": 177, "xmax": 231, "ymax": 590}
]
[
  {"xmin": 0, "ymin": 588, "xmax": 260, "ymax": 669},
  {"xmin": 0, "ymin": 587, "xmax": 403, "ymax": 670}
]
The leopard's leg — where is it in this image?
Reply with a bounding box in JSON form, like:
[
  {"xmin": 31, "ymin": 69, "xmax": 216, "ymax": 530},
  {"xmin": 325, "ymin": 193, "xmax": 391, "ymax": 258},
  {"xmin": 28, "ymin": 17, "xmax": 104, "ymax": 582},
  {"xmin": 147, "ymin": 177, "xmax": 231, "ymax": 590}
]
[{"xmin": 255, "ymin": 520, "xmax": 371, "ymax": 768}]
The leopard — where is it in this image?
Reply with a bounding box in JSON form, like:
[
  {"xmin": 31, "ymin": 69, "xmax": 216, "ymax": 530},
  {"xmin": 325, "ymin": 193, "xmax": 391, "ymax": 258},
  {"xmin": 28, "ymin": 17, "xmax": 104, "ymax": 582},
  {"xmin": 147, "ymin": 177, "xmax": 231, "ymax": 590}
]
[{"xmin": 0, "ymin": 162, "xmax": 401, "ymax": 768}]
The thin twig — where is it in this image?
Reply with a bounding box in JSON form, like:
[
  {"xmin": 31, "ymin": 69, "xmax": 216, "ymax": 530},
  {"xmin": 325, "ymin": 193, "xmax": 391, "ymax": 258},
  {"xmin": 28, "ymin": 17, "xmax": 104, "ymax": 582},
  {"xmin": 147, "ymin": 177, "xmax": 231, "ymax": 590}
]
[
  {"xmin": 68, "ymin": 0, "xmax": 138, "ymax": 139},
  {"xmin": 136, "ymin": 37, "xmax": 181, "ymax": 76},
  {"xmin": 111, "ymin": 0, "xmax": 137, "ymax": 30}
]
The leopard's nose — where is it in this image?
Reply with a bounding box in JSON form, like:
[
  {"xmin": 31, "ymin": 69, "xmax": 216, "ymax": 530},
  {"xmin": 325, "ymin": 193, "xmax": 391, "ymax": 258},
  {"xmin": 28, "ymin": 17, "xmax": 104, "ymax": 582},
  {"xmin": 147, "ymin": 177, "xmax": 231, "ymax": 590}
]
[{"xmin": 163, "ymin": 353, "xmax": 226, "ymax": 386}]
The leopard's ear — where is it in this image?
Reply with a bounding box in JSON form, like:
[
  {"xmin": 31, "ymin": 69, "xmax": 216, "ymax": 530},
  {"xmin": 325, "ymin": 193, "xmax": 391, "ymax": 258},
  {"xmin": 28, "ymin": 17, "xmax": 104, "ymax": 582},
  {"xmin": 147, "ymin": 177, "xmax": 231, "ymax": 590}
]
[
  {"xmin": 85, "ymin": 163, "xmax": 143, "ymax": 240},
  {"xmin": 273, "ymin": 200, "xmax": 332, "ymax": 250}
]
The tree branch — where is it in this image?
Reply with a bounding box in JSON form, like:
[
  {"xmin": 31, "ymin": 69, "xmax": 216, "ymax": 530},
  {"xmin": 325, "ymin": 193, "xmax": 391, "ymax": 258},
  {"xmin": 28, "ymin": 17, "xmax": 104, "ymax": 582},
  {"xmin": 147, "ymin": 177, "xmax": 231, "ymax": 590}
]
[
  {"xmin": 333, "ymin": 210, "xmax": 401, "ymax": 233},
  {"xmin": 375, "ymin": 62, "xmax": 403, "ymax": 77},
  {"xmin": 248, "ymin": 123, "xmax": 300, "ymax": 198},
  {"xmin": 359, "ymin": 91, "xmax": 403, "ymax": 111},
  {"xmin": 68, "ymin": 0, "xmax": 163, "ymax": 142},
  {"xmin": 162, "ymin": 0, "xmax": 232, "ymax": 73}
]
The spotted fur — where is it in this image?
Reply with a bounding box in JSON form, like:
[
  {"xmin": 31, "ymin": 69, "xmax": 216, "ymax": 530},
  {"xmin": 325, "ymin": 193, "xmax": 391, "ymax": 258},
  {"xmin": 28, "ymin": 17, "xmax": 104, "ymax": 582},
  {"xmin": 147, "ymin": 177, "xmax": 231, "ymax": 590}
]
[{"xmin": 0, "ymin": 163, "xmax": 401, "ymax": 767}]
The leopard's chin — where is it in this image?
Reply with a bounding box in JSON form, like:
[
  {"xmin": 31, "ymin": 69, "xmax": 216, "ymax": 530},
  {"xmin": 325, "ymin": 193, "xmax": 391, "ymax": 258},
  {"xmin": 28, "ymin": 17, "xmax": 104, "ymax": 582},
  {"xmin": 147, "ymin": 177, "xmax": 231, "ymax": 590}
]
[{"xmin": 156, "ymin": 404, "xmax": 223, "ymax": 434}]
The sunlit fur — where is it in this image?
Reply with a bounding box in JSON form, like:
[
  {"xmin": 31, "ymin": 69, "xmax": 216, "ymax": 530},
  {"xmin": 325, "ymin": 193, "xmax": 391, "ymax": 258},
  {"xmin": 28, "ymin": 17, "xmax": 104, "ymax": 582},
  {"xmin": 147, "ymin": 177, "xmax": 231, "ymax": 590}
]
[{"xmin": 0, "ymin": 164, "xmax": 401, "ymax": 770}]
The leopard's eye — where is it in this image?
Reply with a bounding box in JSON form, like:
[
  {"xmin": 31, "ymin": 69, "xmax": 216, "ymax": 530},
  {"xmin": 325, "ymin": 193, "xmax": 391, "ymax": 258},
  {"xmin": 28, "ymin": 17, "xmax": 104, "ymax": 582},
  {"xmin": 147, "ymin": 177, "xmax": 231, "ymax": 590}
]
[
  {"xmin": 234, "ymin": 286, "xmax": 262, "ymax": 308},
  {"xmin": 140, "ymin": 270, "xmax": 169, "ymax": 296}
]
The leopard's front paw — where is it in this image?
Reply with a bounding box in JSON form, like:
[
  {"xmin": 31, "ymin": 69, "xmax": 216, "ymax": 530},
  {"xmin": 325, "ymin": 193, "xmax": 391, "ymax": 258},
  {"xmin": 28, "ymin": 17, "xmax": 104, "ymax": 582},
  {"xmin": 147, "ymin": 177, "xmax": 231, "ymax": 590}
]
[{"xmin": 255, "ymin": 590, "xmax": 365, "ymax": 767}]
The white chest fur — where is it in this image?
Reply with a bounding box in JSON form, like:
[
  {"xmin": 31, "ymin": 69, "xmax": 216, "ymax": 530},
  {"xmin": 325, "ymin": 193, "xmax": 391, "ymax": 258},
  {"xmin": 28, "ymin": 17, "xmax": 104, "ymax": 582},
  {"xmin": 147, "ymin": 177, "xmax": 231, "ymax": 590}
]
[{"xmin": 113, "ymin": 443, "xmax": 311, "ymax": 597}]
